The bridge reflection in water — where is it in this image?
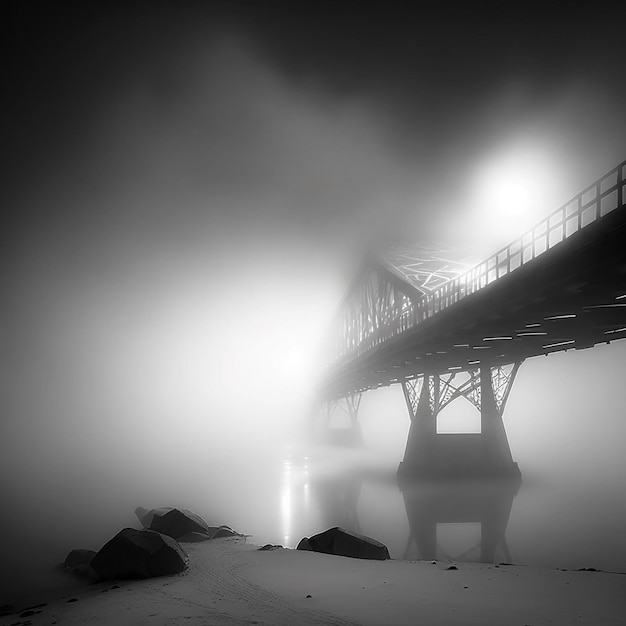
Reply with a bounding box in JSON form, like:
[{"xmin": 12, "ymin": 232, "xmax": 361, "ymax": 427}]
[
  {"xmin": 280, "ymin": 448, "xmax": 519, "ymax": 566},
  {"xmin": 400, "ymin": 478, "xmax": 519, "ymax": 563}
]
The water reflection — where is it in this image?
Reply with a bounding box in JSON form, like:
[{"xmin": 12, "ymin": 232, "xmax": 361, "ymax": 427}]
[
  {"xmin": 279, "ymin": 445, "xmax": 365, "ymax": 546},
  {"xmin": 279, "ymin": 446, "xmax": 520, "ymax": 566},
  {"xmin": 400, "ymin": 478, "xmax": 519, "ymax": 563},
  {"xmin": 275, "ymin": 443, "xmax": 626, "ymax": 573}
]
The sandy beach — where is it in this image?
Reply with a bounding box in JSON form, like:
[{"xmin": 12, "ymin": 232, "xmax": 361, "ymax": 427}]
[{"xmin": 3, "ymin": 537, "xmax": 624, "ymax": 626}]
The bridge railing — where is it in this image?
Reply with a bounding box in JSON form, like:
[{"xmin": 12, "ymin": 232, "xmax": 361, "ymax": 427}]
[
  {"xmin": 328, "ymin": 159, "xmax": 626, "ymax": 367},
  {"xmin": 419, "ymin": 159, "xmax": 625, "ymax": 322}
]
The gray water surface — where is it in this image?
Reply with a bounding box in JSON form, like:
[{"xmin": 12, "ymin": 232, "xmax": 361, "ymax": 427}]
[{"xmin": 251, "ymin": 444, "xmax": 626, "ymax": 574}]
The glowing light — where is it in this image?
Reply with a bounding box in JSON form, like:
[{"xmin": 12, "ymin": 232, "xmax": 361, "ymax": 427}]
[
  {"xmin": 544, "ymin": 314, "xmax": 577, "ymax": 320},
  {"xmin": 465, "ymin": 140, "xmax": 569, "ymax": 249},
  {"xmin": 281, "ymin": 459, "xmax": 292, "ymax": 546},
  {"xmin": 543, "ymin": 340, "xmax": 575, "ymax": 349}
]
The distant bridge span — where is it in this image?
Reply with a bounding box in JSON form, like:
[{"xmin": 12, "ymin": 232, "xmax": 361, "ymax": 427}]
[{"xmin": 317, "ymin": 159, "xmax": 626, "ymax": 478}]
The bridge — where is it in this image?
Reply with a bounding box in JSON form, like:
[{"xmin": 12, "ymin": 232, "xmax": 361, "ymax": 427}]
[{"xmin": 317, "ymin": 159, "xmax": 626, "ymax": 479}]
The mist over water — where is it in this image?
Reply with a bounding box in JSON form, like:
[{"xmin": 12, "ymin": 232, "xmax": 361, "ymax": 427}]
[{"xmin": 3, "ymin": 4, "xmax": 626, "ymax": 608}]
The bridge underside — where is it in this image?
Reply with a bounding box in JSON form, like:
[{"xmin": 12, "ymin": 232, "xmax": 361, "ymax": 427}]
[
  {"xmin": 321, "ymin": 201, "xmax": 626, "ymax": 400},
  {"xmin": 317, "ymin": 161, "xmax": 626, "ymax": 479}
]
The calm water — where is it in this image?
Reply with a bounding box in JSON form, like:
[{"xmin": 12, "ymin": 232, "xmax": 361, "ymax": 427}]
[{"xmin": 248, "ymin": 444, "xmax": 626, "ymax": 574}]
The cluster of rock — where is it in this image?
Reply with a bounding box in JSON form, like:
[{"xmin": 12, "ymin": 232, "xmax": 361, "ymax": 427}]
[
  {"xmin": 63, "ymin": 509, "xmax": 391, "ymax": 585},
  {"xmin": 63, "ymin": 507, "xmax": 243, "ymax": 582}
]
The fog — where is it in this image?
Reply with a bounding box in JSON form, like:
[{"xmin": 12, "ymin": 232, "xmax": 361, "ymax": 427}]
[{"xmin": 2, "ymin": 5, "xmax": 626, "ymax": 604}]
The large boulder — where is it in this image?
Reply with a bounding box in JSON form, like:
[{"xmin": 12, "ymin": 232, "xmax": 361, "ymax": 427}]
[
  {"xmin": 136, "ymin": 507, "xmax": 211, "ymax": 539},
  {"xmin": 91, "ymin": 528, "xmax": 188, "ymax": 581},
  {"xmin": 149, "ymin": 508, "xmax": 212, "ymax": 538},
  {"xmin": 135, "ymin": 507, "xmax": 244, "ymax": 542},
  {"xmin": 297, "ymin": 527, "xmax": 390, "ymax": 560}
]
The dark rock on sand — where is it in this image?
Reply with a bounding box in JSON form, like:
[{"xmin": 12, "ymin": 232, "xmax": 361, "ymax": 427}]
[
  {"xmin": 297, "ymin": 527, "xmax": 390, "ymax": 560},
  {"xmin": 138, "ymin": 507, "xmax": 211, "ymax": 539},
  {"xmin": 258, "ymin": 544, "xmax": 283, "ymax": 551},
  {"xmin": 64, "ymin": 549, "xmax": 97, "ymax": 569},
  {"xmin": 63, "ymin": 548, "xmax": 98, "ymax": 581},
  {"xmin": 136, "ymin": 507, "xmax": 244, "ymax": 542},
  {"xmin": 176, "ymin": 524, "xmax": 243, "ymax": 543},
  {"xmin": 91, "ymin": 528, "xmax": 188, "ymax": 581},
  {"xmin": 151, "ymin": 508, "xmax": 210, "ymax": 538},
  {"xmin": 207, "ymin": 525, "xmax": 242, "ymax": 539},
  {"xmin": 296, "ymin": 538, "xmax": 313, "ymax": 551}
]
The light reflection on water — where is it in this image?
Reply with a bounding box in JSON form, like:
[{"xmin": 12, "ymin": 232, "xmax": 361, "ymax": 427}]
[{"xmin": 269, "ymin": 445, "xmax": 626, "ymax": 573}]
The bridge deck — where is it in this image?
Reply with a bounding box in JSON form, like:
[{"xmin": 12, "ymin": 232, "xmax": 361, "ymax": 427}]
[{"xmin": 321, "ymin": 160, "xmax": 626, "ymax": 400}]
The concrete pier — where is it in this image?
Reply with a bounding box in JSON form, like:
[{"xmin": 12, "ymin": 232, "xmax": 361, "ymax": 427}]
[{"xmin": 398, "ymin": 365, "xmax": 521, "ymax": 479}]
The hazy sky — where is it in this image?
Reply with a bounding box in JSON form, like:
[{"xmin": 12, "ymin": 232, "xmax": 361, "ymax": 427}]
[{"xmin": 2, "ymin": 1, "xmax": 626, "ymax": 602}]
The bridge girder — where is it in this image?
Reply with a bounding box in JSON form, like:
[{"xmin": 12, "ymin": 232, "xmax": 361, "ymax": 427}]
[{"xmin": 320, "ymin": 160, "xmax": 626, "ymax": 402}]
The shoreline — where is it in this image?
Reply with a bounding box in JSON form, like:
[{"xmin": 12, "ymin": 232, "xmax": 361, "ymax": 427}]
[{"xmin": 2, "ymin": 537, "xmax": 625, "ymax": 626}]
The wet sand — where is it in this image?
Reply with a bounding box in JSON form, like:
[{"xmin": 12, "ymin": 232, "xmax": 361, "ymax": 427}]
[{"xmin": 2, "ymin": 537, "xmax": 625, "ymax": 626}]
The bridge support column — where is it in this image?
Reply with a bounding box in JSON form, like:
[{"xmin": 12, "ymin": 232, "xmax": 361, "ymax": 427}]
[
  {"xmin": 480, "ymin": 365, "xmax": 516, "ymax": 473},
  {"xmin": 316, "ymin": 394, "xmax": 363, "ymax": 447},
  {"xmin": 398, "ymin": 375, "xmax": 438, "ymax": 475},
  {"xmin": 398, "ymin": 362, "xmax": 522, "ymax": 479}
]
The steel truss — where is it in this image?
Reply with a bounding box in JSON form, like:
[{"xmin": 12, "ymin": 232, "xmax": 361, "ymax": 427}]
[
  {"xmin": 326, "ymin": 160, "xmax": 626, "ymax": 374},
  {"xmin": 321, "ymin": 393, "xmax": 362, "ymax": 425},
  {"xmin": 401, "ymin": 362, "xmax": 522, "ymax": 420},
  {"xmin": 329, "ymin": 247, "xmax": 474, "ymax": 366},
  {"xmin": 332, "ymin": 267, "xmax": 415, "ymax": 363}
]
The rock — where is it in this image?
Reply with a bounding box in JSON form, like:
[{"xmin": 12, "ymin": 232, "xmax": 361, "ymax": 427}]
[
  {"xmin": 135, "ymin": 506, "xmax": 244, "ymax": 543},
  {"xmin": 176, "ymin": 525, "xmax": 243, "ymax": 543},
  {"xmin": 136, "ymin": 508, "xmax": 243, "ymax": 541},
  {"xmin": 207, "ymin": 525, "xmax": 242, "ymax": 539},
  {"xmin": 147, "ymin": 508, "xmax": 211, "ymax": 539},
  {"xmin": 63, "ymin": 549, "xmax": 98, "ymax": 581},
  {"xmin": 134, "ymin": 506, "xmax": 157, "ymax": 527},
  {"xmin": 446, "ymin": 565, "xmax": 458, "ymax": 570},
  {"xmin": 91, "ymin": 528, "xmax": 188, "ymax": 581},
  {"xmin": 258, "ymin": 544, "xmax": 283, "ymax": 551},
  {"xmin": 297, "ymin": 527, "xmax": 390, "ymax": 560},
  {"xmin": 296, "ymin": 537, "xmax": 313, "ymax": 551},
  {"xmin": 64, "ymin": 549, "xmax": 96, "ymax": 569}
]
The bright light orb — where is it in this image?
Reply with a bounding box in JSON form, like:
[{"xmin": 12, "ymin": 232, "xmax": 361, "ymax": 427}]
[{"xmin": 466, "ymin": 141, "xmax": 568, "ymax": 250}]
